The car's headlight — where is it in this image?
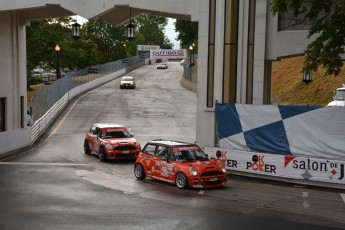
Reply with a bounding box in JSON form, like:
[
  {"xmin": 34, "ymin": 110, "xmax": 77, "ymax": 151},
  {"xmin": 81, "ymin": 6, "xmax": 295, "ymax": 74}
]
[
  {"xmin": 221, "ymin": 166, "xmax": 227, "ymax": 173},
  {"xmin": 189, "ymin": 167, "xmax": 198, "ymax": 176},
  {"xmin": 105, "ymin": 143, "xmax": 112, "ymax": 149}
]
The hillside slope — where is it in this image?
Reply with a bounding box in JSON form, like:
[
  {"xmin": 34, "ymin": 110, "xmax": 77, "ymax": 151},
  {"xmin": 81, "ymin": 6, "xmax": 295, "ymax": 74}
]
[{"xmin": 272, "ymin": 56, "xmax": 345, "ymax": 106}]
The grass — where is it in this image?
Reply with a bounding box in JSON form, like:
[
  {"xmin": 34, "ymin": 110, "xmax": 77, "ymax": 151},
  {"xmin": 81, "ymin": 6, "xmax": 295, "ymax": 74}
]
[
  {"xmin": 272, "ymin": 56, "xmax": 345, "ymax": 106},
  {"xmin": 27, "ymin": 83, "xmax": 46, "ymax": 108}
]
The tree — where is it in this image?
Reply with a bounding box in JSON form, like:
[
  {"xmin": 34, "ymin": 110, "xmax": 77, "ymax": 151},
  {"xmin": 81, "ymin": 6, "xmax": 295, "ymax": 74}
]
[
  {"xmin": 83, "ymin": 19, "xmax": 127, "ymax": 63},
  {"xmin": 174, "ymin": 20, "xmax": 198, "ymax": 49},
  {"xmin": 134, "ymin": 14, "xmax": 173, "ymax": 49},
  {"xmin": 271, "ymin": 0, "xmax": 345, "ymax": 75}
]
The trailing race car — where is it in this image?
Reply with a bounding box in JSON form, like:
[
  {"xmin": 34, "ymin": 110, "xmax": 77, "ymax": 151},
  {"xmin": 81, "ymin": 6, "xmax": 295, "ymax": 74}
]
[
  {"xmin": 156, "ymin": 63, "xmax": 168, "ymax": 69},
  {"xmin": 120, "ymin": 76, "xmax": 136, "ymax": 89},
  {"xmin": 134, "ymin": 140, "xmax": 228, "ymax": 189},
  {"xmin": 84, "ymin": 123, "xmax": 141, "ymax": 161}
]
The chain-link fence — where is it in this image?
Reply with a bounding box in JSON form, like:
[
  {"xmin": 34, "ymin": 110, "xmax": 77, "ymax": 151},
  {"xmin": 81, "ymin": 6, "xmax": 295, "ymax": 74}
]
[
  {"xmin": 30, "ymin": 54, "xmax": 149, "ymax": 121},
  {"xmin": 183, "ymin": 54, "xmax": 198, "ymax": 83}
]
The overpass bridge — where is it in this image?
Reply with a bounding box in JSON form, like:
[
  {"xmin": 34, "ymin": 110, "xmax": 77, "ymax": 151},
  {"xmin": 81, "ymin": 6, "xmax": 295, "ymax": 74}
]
[{"xmin": 0, "ymin": 0, "xmax": 314, "ymax": 154}]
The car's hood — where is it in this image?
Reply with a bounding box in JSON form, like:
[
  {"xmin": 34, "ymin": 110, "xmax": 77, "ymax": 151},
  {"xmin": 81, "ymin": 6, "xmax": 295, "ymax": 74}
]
[
  {"xmin": 327, "ymin": 101, "xmax": 345, "ymax": 107},
  {"xmin": 188, "ymin": 160, "xmax": 221, "ymax": 170},
  {"xmin": 106, "ymin": 138, "xmax": 136, "ymax": 145}
]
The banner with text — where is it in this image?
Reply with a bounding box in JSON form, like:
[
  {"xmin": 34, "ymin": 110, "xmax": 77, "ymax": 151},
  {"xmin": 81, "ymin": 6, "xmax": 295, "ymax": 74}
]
[
  {"xmin": 137, "ymin": 45, "xmax": 160, "ymax": 51},
  {"xmin": 205, "ymin": 148, "xmax": 345, "ymax": 186},
  {"xmin": 150, "ymin": 49, "xmax": 187, "ymax": 59}
]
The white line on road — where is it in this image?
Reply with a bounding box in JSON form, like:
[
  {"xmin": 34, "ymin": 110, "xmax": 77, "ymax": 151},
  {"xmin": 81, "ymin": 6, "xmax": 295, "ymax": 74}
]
[
  {"xmin": 341, "ymin": 194, "xmax": 345, "ymax": 204},
  {"xmin": 198, "ymin": 190, "xmax": 205, "ymax": 195},
  {"xmin": 0, "ymin": 162, "xmax": 87, "ymax": 166}
]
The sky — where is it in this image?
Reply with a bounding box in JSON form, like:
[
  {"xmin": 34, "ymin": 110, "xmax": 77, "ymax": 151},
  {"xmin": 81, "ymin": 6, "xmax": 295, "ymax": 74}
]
[
  {"xmin": 77, "ymin": 16, "xmax": 179, "ymax": 49},
  {"xmin": 165, "ymin": 18, "xmax": 179, "ymax": 49}
]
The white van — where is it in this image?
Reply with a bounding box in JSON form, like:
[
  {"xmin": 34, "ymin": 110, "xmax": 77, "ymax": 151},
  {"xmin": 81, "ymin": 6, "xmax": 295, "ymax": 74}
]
[{"xmin": 327, "ymin": 84, "xmax": 345, "ymax": 107}]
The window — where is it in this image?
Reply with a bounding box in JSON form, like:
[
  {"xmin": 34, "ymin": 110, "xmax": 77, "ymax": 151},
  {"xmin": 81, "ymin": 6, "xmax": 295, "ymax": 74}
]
[
  {"xmin": 157, "ymin": 146, "xmax": 168, "ymax": 159},
  {"xmin": 94, "ymin": 128, "xmax": 102, "ymax": 137},
  {"xmin": 0, "ymin": 98, "xmax": 6, "ymax": 132},
  {"xmin": 142, "ymin": 144, "xmax": 157, "ymax": 155},
  {"xmin": 89, "ymin": 126, "xmax": 96, "ymax": 134}
]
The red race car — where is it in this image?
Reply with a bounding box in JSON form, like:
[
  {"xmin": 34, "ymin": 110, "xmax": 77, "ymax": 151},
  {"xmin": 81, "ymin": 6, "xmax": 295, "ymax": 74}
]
[
  {"xmin": 134, "ymin": 140, "xmax": 228, "ymax": 189},
  {"xmin": 84, "ymin": 123, "xmax": 141, "ymax": 161}
]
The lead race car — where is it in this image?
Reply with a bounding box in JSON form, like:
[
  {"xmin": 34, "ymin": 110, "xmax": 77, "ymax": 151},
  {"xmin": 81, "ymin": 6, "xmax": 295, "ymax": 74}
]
[
  {"xmin": 134, "ymin": 140, "xmax": 228, "ymax": 189},
  {"xmin": 84, "ymin": 123, "xmax": 141, "ymax": 161}
]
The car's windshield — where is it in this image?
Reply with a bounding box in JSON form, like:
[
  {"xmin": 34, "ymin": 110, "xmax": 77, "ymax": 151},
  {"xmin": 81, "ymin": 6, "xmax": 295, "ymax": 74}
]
[
  {"xmin": 173, "ymin": 148, "xmax": 208, "ymax": 162},
  {"xmin": 102, "ymin": 131, "xmax": 131, "ymax": 139},
  {"xmin": 122, "ymin": 77, "xmax": 133, "ymax": 81},
  {"xmin": 334, "ymin": 90, "xmax": 345, "ymax": 100}
]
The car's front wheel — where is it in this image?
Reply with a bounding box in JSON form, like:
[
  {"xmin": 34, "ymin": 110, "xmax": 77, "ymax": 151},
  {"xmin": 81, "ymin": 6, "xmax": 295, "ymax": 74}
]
[
  {"xmin": 175, "ymin": 172, "xmax": 188, "ymax": 189},
  {"xmin": 99, "ymin": 147, "xmax": 107, "ymax": 162},
  {"xmin": 84, "ymin": 140, "xmax": 90, "ymax": 155},
  {"xmin": 134, "ymin": 163, "xmax": 146, "ymax": 179}
]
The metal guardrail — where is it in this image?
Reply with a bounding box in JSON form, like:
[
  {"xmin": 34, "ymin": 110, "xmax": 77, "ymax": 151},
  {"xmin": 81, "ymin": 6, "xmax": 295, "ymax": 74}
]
[
  {"xmin": 30, "ymin": 54, "xmax": 148, "ymax": 122},
  {"xmin": 29, "ymin": 54, "xmax": 149, "ymax": 144},
  {"xmin": 30, "ymin": 93, "xmax": 68, "ymax": 144}
]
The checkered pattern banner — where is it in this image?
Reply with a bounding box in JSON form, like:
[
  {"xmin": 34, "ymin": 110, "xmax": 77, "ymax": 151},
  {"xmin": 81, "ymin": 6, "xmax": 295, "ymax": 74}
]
[{"xmin": 216, "ymin": 103, "xmax": 345, "ymax": 160}]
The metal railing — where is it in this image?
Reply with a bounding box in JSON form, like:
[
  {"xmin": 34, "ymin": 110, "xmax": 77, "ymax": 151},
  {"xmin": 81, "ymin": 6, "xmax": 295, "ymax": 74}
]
[{"xmin": 30, "ymin": 54, "xmax": 148, "ymax": 121}]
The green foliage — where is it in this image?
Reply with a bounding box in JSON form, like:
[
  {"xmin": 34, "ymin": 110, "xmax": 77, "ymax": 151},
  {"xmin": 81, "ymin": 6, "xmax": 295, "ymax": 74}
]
[
  {"xmin": 27, "ymin": 72, "xmax": 43, "ymax": 89},
  {"xmin": 83, "ymin": 19, "xmax": 127, "ymax": 62},
  {"xmin": 134, "ymin": 14, "xmax": 173, "ymax": 49},
  {"xmin": 26, "ymin": 14, "xmax": 174, "ymax": 87},
  {"xmin": 175, "ymin": 20, "xmax": 198, "ymax": 49},
  {"xmin": 270, "ymin": 0, "xmax": 345, "ymax": 75}
]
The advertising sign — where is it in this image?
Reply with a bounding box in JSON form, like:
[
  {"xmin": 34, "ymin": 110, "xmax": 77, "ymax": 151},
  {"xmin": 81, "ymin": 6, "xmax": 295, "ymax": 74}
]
[
  {"xmin": 205, "ymin": 147, "xmax": 345, "ymax": 186},
  {"xmin": 137, "ymin": 45, "xmax": 160, "ymax": 51},
  {"xmin": 150, "ymin": 49, "xmax": 187, "ymax": 59}
]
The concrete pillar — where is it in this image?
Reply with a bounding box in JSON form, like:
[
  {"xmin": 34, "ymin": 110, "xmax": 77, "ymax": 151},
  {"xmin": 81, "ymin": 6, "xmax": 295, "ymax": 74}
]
[{"xmin": 0, "ymin": 11, "xmax": 30, "ymax": 154}]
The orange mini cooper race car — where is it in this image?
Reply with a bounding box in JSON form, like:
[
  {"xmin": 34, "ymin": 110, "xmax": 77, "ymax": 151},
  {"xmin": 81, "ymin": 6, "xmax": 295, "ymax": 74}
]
[
  {"xmin": 134, "ymin": 140, "xmax": 228, "ymax": 189},
  {"xmin": 84, "ymin": 123, "xmax": 141, "ymax": 161}
]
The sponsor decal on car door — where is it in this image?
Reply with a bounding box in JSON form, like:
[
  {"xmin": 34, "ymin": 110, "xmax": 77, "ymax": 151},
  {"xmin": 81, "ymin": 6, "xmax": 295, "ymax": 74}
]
[
  {"xmin": 93, "ymin": 135, "xmax": 99, "ymax": 153},
  {"xmin": 152, "ymin": 157, "xmax": 175, "ymax": 183}
]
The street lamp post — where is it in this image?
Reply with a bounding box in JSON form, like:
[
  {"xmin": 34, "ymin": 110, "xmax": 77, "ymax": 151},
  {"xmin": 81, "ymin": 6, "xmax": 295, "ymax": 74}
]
[
  {"xmin": 192, "ymin": 43, "xmax": 195, "ymax": 64},
  {"xmin": 189, "ymin": 45, "xmax": 194, "ymax": 67},
  {"xmin": 126, "ymin": 8, "xmax": 135, "ymax": 41},
  {"xmin": 303, "ymin": 67, "xmax": 312, "ymax": 83},
  {"xmin": 72, "ymin": 22, "xmax": 81, "ymax": 40},
  {"xmin": 55, "ymin": 44, "xmax": 61, "ymax": 79}
]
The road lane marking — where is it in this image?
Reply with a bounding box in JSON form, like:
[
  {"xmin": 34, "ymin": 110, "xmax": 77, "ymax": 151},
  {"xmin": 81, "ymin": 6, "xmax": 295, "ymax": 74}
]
[
  {"xmin": 198, "ymin": 190, "xmax": 205, "ymax": 195},
  {"xmin": 303, "ymin": 202, "xmax": 310, "ymax": 209},
  {"xmin": 341, "ymin": 194, "xmax": 345, "ymax": 204}
]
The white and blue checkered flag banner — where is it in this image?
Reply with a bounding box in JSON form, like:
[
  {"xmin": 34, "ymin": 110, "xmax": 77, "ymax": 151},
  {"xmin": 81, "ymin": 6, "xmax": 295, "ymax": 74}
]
[{"xmin": 216, "ymin": 103, "xmax": 345, "ymax": 160}]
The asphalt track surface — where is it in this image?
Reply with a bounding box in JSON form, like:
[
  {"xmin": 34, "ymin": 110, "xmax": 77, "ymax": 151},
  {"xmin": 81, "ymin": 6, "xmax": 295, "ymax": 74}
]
[{"xmin": 0, "ymin": 62, "xmax": 344, "ymax": 230}]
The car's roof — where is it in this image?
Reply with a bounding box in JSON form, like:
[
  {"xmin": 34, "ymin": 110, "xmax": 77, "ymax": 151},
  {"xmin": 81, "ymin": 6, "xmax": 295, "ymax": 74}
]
[
  {"xmin": 93, "ymin": 123, "xmax": 126, "ymax": 129},
  {"xmin": 146, "ymin": 139, "xmax": 197, "ymax": 147},
  {"xmin": 122, "ymin": 76, "xmax": 133, "ymax": 79}
]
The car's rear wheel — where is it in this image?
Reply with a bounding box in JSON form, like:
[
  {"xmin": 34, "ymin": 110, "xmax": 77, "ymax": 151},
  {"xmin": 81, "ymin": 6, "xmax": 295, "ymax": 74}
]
[
  {"xmin": 84, "ymin": 140, "xmax": 90, "ymax": 155},
  {"xmin": 175, "ymin": 172, "xmax": 188, "ymax": 189},
  {"xmin": 134, "ymin": 163, "xmax": 146, "ymax": 179},
  {"xmin": 99, "ymin": 147, "xmax": 107, "ymax": 162}
]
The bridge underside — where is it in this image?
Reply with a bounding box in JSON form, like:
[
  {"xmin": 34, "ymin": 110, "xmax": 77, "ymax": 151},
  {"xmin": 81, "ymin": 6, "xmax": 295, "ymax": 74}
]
[{"xmin": 0, "ymin": 0, "xmax": 313, "ymax": 154}]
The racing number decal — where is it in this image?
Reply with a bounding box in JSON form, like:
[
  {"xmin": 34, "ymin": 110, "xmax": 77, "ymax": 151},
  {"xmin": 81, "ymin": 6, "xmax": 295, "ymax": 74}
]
[{"xmin": 159, "ymin": 163, "xmax": 175, "ymax": 177}]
